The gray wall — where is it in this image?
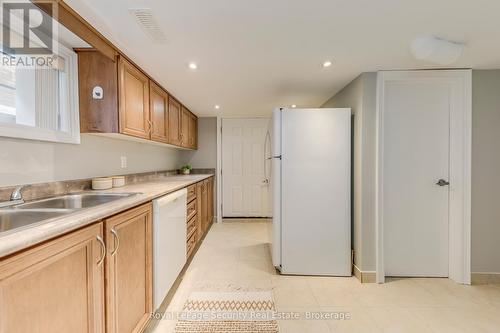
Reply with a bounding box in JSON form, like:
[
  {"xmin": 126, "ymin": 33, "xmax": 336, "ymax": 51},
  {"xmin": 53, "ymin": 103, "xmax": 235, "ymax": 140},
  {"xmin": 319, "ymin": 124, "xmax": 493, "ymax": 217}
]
[
  {"xmin": 0, "ymin": 134, "xmax": 186, "ymax": 187},
  {"xmin": 183, "ymin": 117, "xmax": 217, "ymax": 169},
  {"xmin": 322, "ymin": 72, "xmax": 377, "ymax": 271},
  {"xmin": 323, "ymin": 70, "xmax": 500, "ymax": 274},
  {"xmin": 183, "ymin": 117, "xmax": 218, "ymax": 214},
  {"xmin": 471, "ymin": 70, "xmax": 500, "ymax": 273}
]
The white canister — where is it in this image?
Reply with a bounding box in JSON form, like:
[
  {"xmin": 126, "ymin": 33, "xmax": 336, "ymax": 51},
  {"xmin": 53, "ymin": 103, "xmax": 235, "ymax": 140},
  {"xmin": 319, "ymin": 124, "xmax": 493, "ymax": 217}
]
[
  {"xmin": 92, "ymin": 177, "xmax": 113, "ymax": 190},
  {"xmin": 112, "ymin": 176, "xmax": 126, "ymax": 188}
]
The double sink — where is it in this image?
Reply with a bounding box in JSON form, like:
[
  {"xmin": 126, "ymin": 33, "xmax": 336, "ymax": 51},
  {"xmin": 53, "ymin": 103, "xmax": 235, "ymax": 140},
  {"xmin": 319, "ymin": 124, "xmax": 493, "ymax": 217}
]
[{"xmin": 0, "ymin": 193, "xmax": 137, "ymax": 234}]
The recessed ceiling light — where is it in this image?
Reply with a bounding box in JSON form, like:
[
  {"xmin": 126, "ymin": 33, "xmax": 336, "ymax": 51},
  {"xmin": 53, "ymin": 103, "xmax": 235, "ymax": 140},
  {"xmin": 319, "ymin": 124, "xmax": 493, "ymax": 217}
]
[
  {"xmin": 322, "ymin": 60, "xmax": 333, "ymax": 68},
  {"xmin": 188, "ymin": 62, "xmax": 198, "ymax": 70},
  {"xmin": 291, "ymin": 104, "xmax": 297, "ymax": 108},
  {"xmin": 214, "ymin": 105, "xmax": 220, "ymax": 110}
]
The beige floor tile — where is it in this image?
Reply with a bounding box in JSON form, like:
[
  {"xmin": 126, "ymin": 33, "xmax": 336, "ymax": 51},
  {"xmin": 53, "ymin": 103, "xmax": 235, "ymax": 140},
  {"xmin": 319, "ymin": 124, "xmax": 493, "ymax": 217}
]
[
  {"xmin": 323, "ymin": 306, "xmax": 382, "ymax": 333},
  {"xmin": 308, "ymin": 276, "xmax": 363, "ymax": 307},
  {"xmin": 413, "ymin": 306, "xmax": 500, "ymax": 333},
  {"xmin": 365, "ymin": 306, "xmax": 434, "ymax": 333},
  {"xmin": 152, "ymin": 221, "xmax": 499, "ymax": 333},
  {"xmin": 356, "ymin": 278, "xmax": 441, "ymax": 307},
  {"xmin": 272, "ymin": 276, "xmax": 320, "ymax": 309}
]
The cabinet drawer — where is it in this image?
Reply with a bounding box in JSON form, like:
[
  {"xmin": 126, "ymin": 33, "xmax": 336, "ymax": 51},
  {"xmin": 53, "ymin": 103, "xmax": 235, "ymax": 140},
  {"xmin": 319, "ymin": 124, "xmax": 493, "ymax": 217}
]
[
  {"xmin": 187, "ymin": 232, "xmax": 196, "ymax": 258},
  {"xmin": 187, "ymin": 199, "xmax": 197, "ymax": 221},
  {"xmin": 187, "ymin": 215, "xmax": 197, "ymax": 240},
  {"xmin": 187, "ymin": 184, "xmax": 196, "ymax": 203}
]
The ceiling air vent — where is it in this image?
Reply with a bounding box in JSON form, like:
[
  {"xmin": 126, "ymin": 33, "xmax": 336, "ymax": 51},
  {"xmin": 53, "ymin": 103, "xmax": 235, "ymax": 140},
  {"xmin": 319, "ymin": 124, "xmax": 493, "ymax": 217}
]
[{"xmin": 129, "ymin": 8, "xmax": 167, "ymax": 43}]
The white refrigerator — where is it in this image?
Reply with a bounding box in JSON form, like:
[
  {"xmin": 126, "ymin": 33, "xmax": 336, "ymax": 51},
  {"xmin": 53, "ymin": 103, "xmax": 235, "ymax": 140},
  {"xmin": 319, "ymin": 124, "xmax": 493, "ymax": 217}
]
[{"xmin": 271, "ymin": 107, "xmax": 352, "ymax": 276}]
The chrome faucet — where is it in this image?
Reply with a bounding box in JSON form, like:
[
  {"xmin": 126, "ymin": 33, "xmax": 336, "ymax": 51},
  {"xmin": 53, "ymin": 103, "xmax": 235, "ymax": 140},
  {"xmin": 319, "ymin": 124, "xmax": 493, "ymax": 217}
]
[
  {"xmin": 10, "ymin": 186, "xmax": 24, "ymax": 201},
  {"xmin": 0, "ymin": 186, "xmax": 25, "ymax": 208}
]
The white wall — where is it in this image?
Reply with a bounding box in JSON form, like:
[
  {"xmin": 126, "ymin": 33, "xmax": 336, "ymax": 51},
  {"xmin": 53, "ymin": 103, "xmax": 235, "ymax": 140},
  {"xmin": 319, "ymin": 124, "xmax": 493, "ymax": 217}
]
[{"xmin": 0, "ymin": 134, "xmax": 186, "ymax": 187}]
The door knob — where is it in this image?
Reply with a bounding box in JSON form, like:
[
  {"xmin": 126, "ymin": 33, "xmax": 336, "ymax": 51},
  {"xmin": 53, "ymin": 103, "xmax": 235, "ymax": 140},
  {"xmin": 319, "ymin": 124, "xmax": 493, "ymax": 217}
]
[
  {"xmin": 436, "ymin": 179, "xmax": 450, "ymax": 186},
  {"xmin": 262, "ymin": 179, "xmax": 269, "ymax": 184}
]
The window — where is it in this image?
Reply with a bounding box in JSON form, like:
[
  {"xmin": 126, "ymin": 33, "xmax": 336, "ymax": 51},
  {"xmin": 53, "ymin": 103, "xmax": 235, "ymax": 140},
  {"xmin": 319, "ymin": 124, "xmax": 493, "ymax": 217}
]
[{"xmin": 0, "ymin": 9, "xmax": 80, "ymax": 144}]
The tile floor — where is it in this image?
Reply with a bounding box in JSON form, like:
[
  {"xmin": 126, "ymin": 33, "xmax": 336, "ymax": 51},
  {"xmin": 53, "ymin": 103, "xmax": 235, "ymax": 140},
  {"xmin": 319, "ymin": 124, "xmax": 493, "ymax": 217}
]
[{"xmin": 152, "ymin": 220, "xmax": 500, "ymax": 333}]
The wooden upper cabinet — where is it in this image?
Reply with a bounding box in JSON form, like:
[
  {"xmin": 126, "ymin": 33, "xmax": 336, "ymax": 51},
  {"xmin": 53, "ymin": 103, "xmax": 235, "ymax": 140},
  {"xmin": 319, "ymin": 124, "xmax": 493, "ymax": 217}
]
[
  {"xmin": 118, "ymin": 56, "xmax": 150, "ymax": 139},
  {"xmin": 77, "ymin": 50, "xmax": 198, "ymax": 149},
  {"xmin": 188, "ymin": 112, "xmax": 198, "ymax": 149},
  {"xmin": 77, "ymin": 49, "xmax": 118, "ymax": 133},
  {"xmin": 149, "ymin": 81, "xmax": 169, "ymax": 143},
  {"xmin": 0, "ymin": 223, "xmax": 105, "ymax": 333},
  {"xmin": 180, "ymin": 106, "xmax": 190, "ymax": 148},
  {"xmin": 105, "ymin": 203, "xmax": 152, "ymax": 333},
  {"xmin": 180, "ymin": 106, "xmax": 197, "ymax": 149},
  {"xmin": 168, "ymin": 97, "xmax": 182, "ymax": 146}
]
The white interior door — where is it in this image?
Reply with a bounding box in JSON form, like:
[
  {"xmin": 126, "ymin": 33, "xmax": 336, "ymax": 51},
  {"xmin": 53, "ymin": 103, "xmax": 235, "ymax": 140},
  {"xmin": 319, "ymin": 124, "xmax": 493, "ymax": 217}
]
[
  {"xmin": 222, "ymin": 118, "xmax": 271, "ymax": 217},
  {"xmin": 383, "ymin": 78, "xmax": 451, "ymax": 277}
]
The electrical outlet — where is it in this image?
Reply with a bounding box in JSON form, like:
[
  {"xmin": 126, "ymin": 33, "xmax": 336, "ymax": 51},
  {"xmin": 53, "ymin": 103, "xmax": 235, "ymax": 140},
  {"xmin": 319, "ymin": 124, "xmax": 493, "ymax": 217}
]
[{"xmin": 120, "ymin": 156, "xmax": 127, "ymax": 168}]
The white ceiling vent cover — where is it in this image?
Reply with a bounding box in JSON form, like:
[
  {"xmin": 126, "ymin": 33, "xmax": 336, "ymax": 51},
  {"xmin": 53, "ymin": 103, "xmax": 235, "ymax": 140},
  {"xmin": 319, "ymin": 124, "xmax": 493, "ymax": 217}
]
[{"xmin": 129, "ymin": 8, "xmax": 167, "ymax": 43}]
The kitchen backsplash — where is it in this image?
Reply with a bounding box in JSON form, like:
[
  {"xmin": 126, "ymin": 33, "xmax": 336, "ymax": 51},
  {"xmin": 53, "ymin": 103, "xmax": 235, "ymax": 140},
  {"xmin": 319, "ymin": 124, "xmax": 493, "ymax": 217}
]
[{"xmin": 0, "ymin": 169, "xmax": 215, "ymax": 202}]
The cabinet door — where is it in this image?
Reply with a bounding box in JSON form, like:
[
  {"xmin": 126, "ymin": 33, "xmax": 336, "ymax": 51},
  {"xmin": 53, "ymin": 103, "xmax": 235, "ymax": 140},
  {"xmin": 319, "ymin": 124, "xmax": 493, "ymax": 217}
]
[
  {"xmin": 149, "ymin": 81, "xmax": 169, "ymax": 143},
  {"xmin": 208, "ymin": 177, "xmax": 214, "ymax": 224},
  {"xmin": 118, "ymin": 57, "xmax": 151, "ymax": 139},
  {"xmin": 188, "ymin": 112, "xmax": 198, "ymax": 149},
  {"xmin": 196, "ymin": 181, "xmax": 203, "ymax": 240},
  {"xmin": 180, "ymin": 106, "xmax": 190, "ymax": 148},
  {"xmin": 202, "ymin": 180, "xmax": 209, "ymax": 233},
  {"xmin": 77, "ymin": 50, "xmax": 119, "ymax": 133},
  {"xmin": 105, "ymin": 203, "xmax": 152, "ymax": 333},
  {"xmin": 0, "ymin": 223, "xmax": 105, "ymax": 333},
  {"xmin": 168, "ymin": 97, "xmax": 182, "ymax": 146}
]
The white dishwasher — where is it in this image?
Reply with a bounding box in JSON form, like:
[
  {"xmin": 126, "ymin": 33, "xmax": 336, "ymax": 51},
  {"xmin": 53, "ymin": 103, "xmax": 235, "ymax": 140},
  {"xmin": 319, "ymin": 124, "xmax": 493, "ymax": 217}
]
[{"xmin": 152, "ymin": 188, "xmax": 187, "ymax": 310}]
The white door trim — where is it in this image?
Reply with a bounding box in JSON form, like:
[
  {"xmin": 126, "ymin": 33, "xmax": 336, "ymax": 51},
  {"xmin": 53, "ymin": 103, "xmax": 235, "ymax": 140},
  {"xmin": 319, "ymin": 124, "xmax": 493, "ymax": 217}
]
[{"xmin": 375, "ymin": 70, "xmax": 472, "ymax": 284}]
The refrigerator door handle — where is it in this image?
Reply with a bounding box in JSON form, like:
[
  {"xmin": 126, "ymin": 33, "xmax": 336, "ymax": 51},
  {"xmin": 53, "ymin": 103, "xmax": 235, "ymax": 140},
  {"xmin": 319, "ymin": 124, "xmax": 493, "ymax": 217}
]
[{"xmin": 264, "ymin": 130, "xmax": 271, "ymax": 179}]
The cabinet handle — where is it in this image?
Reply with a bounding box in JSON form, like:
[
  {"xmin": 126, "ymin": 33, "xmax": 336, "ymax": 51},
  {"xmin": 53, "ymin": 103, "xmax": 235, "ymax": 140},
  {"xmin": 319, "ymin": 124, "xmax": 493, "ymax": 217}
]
[
  {"xmin": 148, "ymin": 120, "xmax": 153, "ymax": 134},
  {"xmin": 110, "ymin": 228, "xmax": 120, "ymax": 257},
  {"xmin": 96, "ymin": 235, "xmax": 106, "ymax": 266}
]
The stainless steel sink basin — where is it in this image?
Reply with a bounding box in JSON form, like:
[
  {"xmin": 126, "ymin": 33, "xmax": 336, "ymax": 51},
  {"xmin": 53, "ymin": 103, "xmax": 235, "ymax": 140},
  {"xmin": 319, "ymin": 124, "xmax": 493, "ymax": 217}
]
[
  {"xmin": 0, "ymin": 192, "xmax": 138, "ymax": 235},
  {"xmin": 16, "ymin": 193, "xmax": 137, "ymax": 210},
  {"xmin": 0, "ymin": 209, "xmax": 74, "ymax": 234}
]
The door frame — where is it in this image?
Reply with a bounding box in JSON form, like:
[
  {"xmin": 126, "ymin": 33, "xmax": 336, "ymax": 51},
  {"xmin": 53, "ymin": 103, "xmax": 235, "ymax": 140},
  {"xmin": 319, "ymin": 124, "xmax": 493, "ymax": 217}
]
[
  {"xmin": 375, "ymin": 70, "xmax": 472, "ymax": 284},
  {"xmin": 219, "ymin": 117, "xmax": 272, "ymax": 218}
]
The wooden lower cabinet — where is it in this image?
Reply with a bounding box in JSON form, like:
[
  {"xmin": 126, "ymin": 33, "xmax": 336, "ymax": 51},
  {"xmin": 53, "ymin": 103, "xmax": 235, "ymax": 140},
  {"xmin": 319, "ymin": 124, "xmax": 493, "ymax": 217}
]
[
  {"xmin": 104, "ymin": 203, "xmax": 153, "ymax": 333},
  {"xmin": 0, "ymin": 184, "xmax": 212, "ymax": 333},
  {"xmin": 0, "ymin": 223, "xmax": 105, "ymax": 333},
  {"xmin": 207, "ymin": 177, "xmax": 214, "ymax": 225},
  {"xmin": 192, "ymin": 177, "xmax": 214, "ymax": 248},
  {"xmin": 201, "ymin": 180, "xmax": 209, "ymax": 233},
  {"xmin": 195, "ymin": 181, "xmax": 204, "ymax": 241}
]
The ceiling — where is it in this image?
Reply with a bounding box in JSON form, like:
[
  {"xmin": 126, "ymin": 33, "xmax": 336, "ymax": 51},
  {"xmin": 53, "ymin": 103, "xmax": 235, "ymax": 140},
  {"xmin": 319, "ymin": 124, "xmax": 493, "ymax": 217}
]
[{"xmin": 65, "ymin": 0, "xmax": 500, "ymax": 117}]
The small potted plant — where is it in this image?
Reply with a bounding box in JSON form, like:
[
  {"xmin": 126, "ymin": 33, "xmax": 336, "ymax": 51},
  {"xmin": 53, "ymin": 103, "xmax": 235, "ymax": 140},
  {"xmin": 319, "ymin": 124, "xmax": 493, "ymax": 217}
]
[{"xmin": 180, "ymin": 164, "xmax": 192, "ymax": 175}]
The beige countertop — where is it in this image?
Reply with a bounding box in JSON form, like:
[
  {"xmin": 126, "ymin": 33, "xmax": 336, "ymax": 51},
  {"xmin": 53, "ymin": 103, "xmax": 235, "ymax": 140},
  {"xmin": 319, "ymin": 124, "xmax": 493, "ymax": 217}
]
[{"xmin": 0, "ymin": 174, "xmax": 213, "ymax": 258}]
